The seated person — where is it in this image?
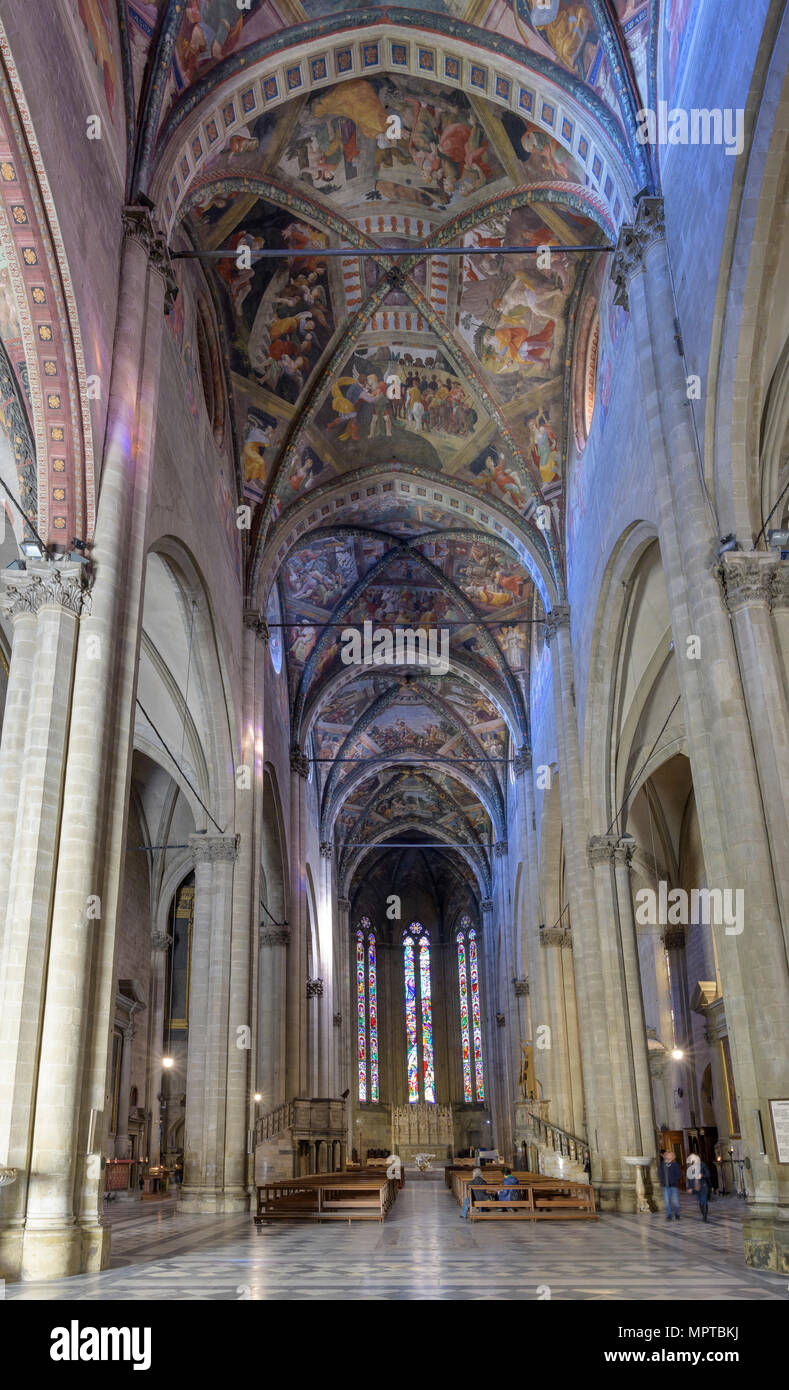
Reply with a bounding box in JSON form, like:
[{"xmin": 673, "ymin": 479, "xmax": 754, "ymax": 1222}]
[
  {"xmin": 497, "ymin": 1168, "xmax": 521, "ymax": 1211},
  {"xmin": 460, "ymin": 1168, "xmax": 486, "ymax": 1219}
]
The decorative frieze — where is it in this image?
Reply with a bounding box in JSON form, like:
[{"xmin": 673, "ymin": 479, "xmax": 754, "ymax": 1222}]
[
  {"xmin": 772, "ymin": 562, "xmax": 789, "ymax": 610},
  {"xmin": 306, "ymin": 978, "xmax": 324, "ymax": 998},
  {"xmin": 189, "ymin": 832, "xmax": 240, "ymax": 863}
]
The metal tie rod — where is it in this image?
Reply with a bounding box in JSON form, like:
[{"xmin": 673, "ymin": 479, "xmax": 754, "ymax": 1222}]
[{"xmin": 174, "ymin": 244, "xmax": 612, "ymax": 260}]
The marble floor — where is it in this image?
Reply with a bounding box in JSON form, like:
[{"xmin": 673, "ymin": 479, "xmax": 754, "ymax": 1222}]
[{"xmin": 6, "ymin": 1180, "xmax": 786, "ymax": 1300}]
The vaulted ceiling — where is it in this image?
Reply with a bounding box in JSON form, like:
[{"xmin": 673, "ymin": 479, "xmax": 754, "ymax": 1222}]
[{"xmin": 126, "ymin": 1, "xmax": 658, "ymax": 905}]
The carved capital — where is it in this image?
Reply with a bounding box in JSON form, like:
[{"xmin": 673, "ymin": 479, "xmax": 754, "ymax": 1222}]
[
  {"xmin": 337, "ymin": 897, "xmax": 351, "ymax": 912},
  {"xmin": 494, "ymin": 840, "xmax": 508, "ymax": 858},
  {"xmin": 1, "ymin": 559, "xmax": 92, "ymax": 619},
  {"xmin": 513, "ymin": 977, "xmax": 529, "ymax": 997},
  {"xmin": 771, "ymin": 562, "xmax": 789, "ymax": 611},
  {"xmin": 587, "ymin": 833, "xmax": 617, "ymax": 867},
  {"xmin": 480, "ymin": 898, "xmax": 494, "ymax": 914},
  {"xmin": 541, "ymin": 926, "xmax": 572, "ymax": 948},
  {"xmin": 496, "ymin": 1012, "xmax": 506, "ymax": 1028},
  {"xmin": 613, "ymin": 836, "xmax": 636, "ymax": 868},
  {"xmin": 611, "ymin": 195, "xmax": 665, "ymax": 309},
  {"xmin": 189, "ymin": 832, "xmax": 240, "ymax": 864},
  {"xmin": 260, "ymin": 926, "xmax": 290, "ymax": 947},
  {"xmin": 243, "ymin": 607, "xmax": 270, "ymax": 642},
  {"xmin": 319, "ymin": 841, "xmax": 333, "ymax": 859},
  {"xmin": 290, "ymin": 745, "xmax": 310, "ymax": 778},
  {"xmin": 150, "ymin": 932, "xmax": 172, "ymax": 953},
  {"xmin": 122, "ymin": 204, "xmax": 177, "ymax": 312},
  {"xmin": 717, "ymin": 553, "xmax": 777, "ymax": 613},
  {"xmin": 542, "ymin": 603, "xmax": 570, "ymax": 646},
  {"xmin": 512, "ymin": 746, "xmax": 532, "ymax": 777},
  {"xmin": 306, "ymin": 977, "xmax": 324, "ymax": 998},
  {"xmin": 333, "ymin": 1012, "xmax": 343, "ymax": 1027}
]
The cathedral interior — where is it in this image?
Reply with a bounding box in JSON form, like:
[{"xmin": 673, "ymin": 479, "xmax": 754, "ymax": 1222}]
[{"xmin": 0, "ymin": 0, "xmax": 787, "ymax": 1309}]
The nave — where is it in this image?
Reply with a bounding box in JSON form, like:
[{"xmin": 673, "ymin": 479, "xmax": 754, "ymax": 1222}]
[{"xmin": 6, "ymin": 1179, "xmax": 785, "ymax": 1303}]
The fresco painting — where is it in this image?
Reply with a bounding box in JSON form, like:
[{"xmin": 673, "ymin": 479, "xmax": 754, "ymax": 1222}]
[
  {"xmin": 78, "ymin": 0, "xmax": 118, "ymax": 124},
  {"xmin": 277, "ymin": 77, "xmax": 506, "ymax": 212}
]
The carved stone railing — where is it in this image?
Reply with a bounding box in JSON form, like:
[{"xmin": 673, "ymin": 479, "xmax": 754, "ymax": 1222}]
[
  {"xmin": 517, "ymin": 1099, "xmax": 588, "ymax": 1165},
  {"xmin": 255, "ymin": 1102, "xmax": 294, "ymax": 1144}
]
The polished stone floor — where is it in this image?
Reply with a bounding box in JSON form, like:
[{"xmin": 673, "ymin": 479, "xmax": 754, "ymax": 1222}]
[{"xmin": 6, "ymin": 1179, "xmax": 786, "ymax": 1300}]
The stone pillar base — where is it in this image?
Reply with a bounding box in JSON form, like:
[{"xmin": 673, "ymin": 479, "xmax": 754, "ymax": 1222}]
[
  {"xmin": 596, "ymin": 1180, "xmax": 638, "ymax": 1212},
  {"xmin": 0, "ymin": 1227, "xmax": 23, "ymax": 1282},
  {"xmin": 16, "ymin": 1222, "xmax": 111, "ymax": 1281},
  {"xmin": 179, "ymin": 1186, "xmax": 250, "ymax": 1214},
  {"xmin": 743, "ymin": 1210, "xmax": 789, "ymax": 1273}
]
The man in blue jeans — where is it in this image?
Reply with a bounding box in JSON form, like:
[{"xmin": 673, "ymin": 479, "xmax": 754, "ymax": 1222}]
[{"xmin": 659, "ymin": 1148, "xmax": 682, "ymax": 1220}]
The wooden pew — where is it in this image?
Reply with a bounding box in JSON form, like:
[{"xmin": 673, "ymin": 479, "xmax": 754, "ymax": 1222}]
[
  {"xmin": 466, "ymin": 1176, "xmax": 597, "ymax": 1221},
  {"xmin": 255, "ymin": 1171, "xmax": 397, "ymax": 1223}
]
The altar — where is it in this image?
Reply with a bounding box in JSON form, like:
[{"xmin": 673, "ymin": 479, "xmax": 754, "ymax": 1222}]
[{"xmin": 391, "ymin": 1103, "xmax": 454, "ymax": 1162}]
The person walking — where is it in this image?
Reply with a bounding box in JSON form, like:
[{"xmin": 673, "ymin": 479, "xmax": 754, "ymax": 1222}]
[
  {"xmin": 687, "ymin": 1152, "xmax": 711, "ymax": 1222},
  {"xmin": 659, "ymin": 1148, "xmax": 682, "ymax": 1221}
]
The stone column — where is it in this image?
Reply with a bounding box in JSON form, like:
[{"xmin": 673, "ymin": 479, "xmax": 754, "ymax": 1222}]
[
  {"xmin": 181, "ymin": 832, "xmax": 241, "ymax": 1213},
  {"xmin": 258, "ymin": 926, "xmax": 289, "ymax": 1113},
  {"xmin": 287, "ymin": 747, "xmax": 309, "ymax": 1098},
  {"xmin": 493, "ymin": 840, "xmax": 514, "ymax": 1158},
  {"xmin": 318, "ymin": 842, "xmax": 334, "ymax": 1096},
  {"xmin": 18, "ymin": 206, "xmax": 174, "ymax": 1281},
  {"xmin": 539, "ymin": 926, "xmax": 574, "ymax": 1134},
  {"xmin": 336, "ymin": 897, "xmax": 352, "ymax": 1152},
  {"xmin": 544, "ymin": 607, "xmax": 619, "ymax": 1203},
  {"xmin": 718, "ymin": 555, "xmax": 789, "ymax": 952},
  {"xmin": 613, "ymin": 195, "xmax": 789, "ymax": 1266},
  {"xmin": 0, "ymin": 563, "xmax": 90, "ymax": 1274},
  {"xmin": 612, "ymin": 838, "xmax": 658, "ymax": 1175},
  {"xmin": 146, "ymin": 931, "xmax": 171, "ymax": 1169},
  {"xmin": 307, "ymin": 977, "xmax": 324, "ymax": 1095},
  {"xmin": 587, "ymin": 834, "xmax": 640, "ymax": 1209},
  {"xmin": 114, "ymin": 1017, "xmax": 139, "ymax": 1163},
  {"xmin": 479, "ymin": 899, "xmax": 498, "ymax": 1147}
]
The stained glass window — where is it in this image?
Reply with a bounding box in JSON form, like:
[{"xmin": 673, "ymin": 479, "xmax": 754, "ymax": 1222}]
[
  {"xmin": 404, "ymin": 933, "xmax": 419, "ymax": 1102},
  {"xmin": 368, "ymin": 932, "xmax": 379, "ymax": 1103},
  {"xmin": 356, "ymin": 928, "xmax": 366, "ymax": 1102},
  {"xmin": 457, "ymin": 932, "xmax": 472, "ymax": 1102},
  {"xmin": 419, "ymin": 937, "xmax": 435, "ymax": 1103},
  {"xmin": 356, "ymin": 917, "xmax": 378, "ymax": 1103},
  {"xmin": 403, "ymin": 923, "xmax": 435, "ymax": 1103},
  {"xmin": 458, "ymin": 916, "xmax": 485, "ymax": 1102}
]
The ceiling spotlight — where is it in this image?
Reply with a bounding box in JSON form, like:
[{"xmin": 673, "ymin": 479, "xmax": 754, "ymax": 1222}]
[
  {"xmin": 20, "ymin": 538, "xmax": 43, "ymax": 559},
  {"xmin": 162, "ymin": 1056, "xmax": 174, "ymax": 1069},
  {"xmin": 253, "ymin": 1093, "xmax": 262, "ymax": 1103},
  {"xmin": 717, "ymin": 534, "xmax": 739, "ymax": 555},
  {"xmin": 767, "ymin": 529, "xmax": 789, "ymax": 555},
  {"xmin": 671, "ymin": 1048, "xmax": 684, "ymax": 1061}
]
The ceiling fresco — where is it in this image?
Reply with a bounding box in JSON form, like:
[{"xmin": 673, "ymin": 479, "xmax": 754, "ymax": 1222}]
[{"xmin": 112, "ymin": 0, "xmax": 656, "ymax": 899}]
